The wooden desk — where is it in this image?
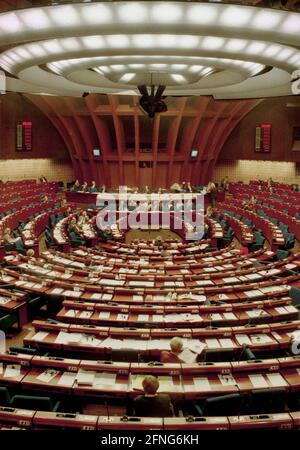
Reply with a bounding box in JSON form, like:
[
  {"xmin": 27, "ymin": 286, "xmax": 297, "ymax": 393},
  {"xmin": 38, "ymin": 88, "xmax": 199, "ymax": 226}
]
[
  {"xmin": 33, "ymin": 411, "xmax": 98, "ymax": 430},
  {"xmin": 164, "ymin": 416, "xmax": 229, "ymax": 430},
  {"xmin": 229, "ymin": 413, "xmax": 293, "ymax": 430}
]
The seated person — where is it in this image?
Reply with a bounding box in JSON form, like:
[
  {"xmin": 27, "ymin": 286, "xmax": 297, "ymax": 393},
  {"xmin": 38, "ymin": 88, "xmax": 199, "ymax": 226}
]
[
  {"xmin": 68, "ymin": 218, "xmax": 82, "ymax": 236},
  {"xmin": 180, "ymin": 181, "xmax": 188, "ymax": 192},
  {"xmin": 170, "ymin": 183, "xmax": 181, "ymax": 193},
  {"xmin": 71, "ymin": 179, "xmax": 81, "ymax": 192},
  {"xmin": 2, "ymin": 227, "xmax": 23, "ymax": 248},
  {"xmin": 206, "ymin": 205, "xmax": 213, "ymax": 217},
  {"xmin": 160, "ymin": 337, "xmax": 184, "ymax": 363},
  {"xmin": 39, "ymin": 175, "xmax": 47, "ymax": 183},
  {"xmin": 81, "ymin": 181, "xmax": 88, "ymax": 192},
  {"xmin": 207, "ymin": 181, "xmax": 217, "ymax": 207},
  {"xmin": 77, "ymin": 211, "xmax": 89, "ymax": 228},
  {"xmin": 249, "ymin": 195, "xmax": 257, "ymax": 206},
  {"xmin": 89, "ymin": 181, "xmax": 98, "ymax": 193},
  {"xmin": 153, "ymin": 235, "xmax": 164, "ymax": 247},
  {"xmin": 133, "ymin": 375, "xmax": 174, "ymax": 418},
  {"xmin": 187, "ymin": 181, "xmax": 193, "ymax": 193},
  {"xmin": 220, "ymin": 176, "xmax": 229, "ymax": 191}
]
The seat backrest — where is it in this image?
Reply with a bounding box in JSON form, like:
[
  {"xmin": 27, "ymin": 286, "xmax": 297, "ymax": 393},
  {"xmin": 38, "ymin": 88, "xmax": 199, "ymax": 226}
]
[
  {"xmin": 203, "ymin": 394, "xmax": 241, "ymax": 416},
  {"xmin": 11, "ymin": 395, "xmax": 53, "ymax": 411},
  {"xmin": 290, "ymin": 287, "xmax": 300, "ymax": 307},
  {"xmin": 0, "ymin": 387, "xmax": 11, "ymax": 405},
  {"xmin": 249, "ymin": 388, "xmax": 286, "ymax": 413}
]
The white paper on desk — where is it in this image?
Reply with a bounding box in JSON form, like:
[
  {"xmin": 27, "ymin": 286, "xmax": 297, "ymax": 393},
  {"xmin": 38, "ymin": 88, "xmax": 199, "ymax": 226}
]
[
  {"xmin": 37, "ymin": 370, "xmax": 59, "ymax": 383},
  {"xmin": 250, "ymin": 334, "xmax": 272, "ymax": 344},
  {"xmin": 220, "ymin": 338, "xmax": 235, "ymax": 348},
  {"xmin": 50, "ymin": 288, "xmax": 64, "ymax": 295},
  {"xmin": 55, "ymin": 331, "xmax": 70, "ymax": 344},
  {"xmin": 147, "ymin": 339, "xmax": 170, "ymax": 351},
  {"xmin": 188, "ymin": 294, "xmax": 207, "ymax": 303},
  {"xmin": 100, "ymin": 279, "xmax": 125, "ymax": 286},
  {"xmin": 94, "ymin": 372, "xmax": 117, "ymax": 386},
  {"xmin": 153, "ymin": 296, "xmax": 166, "ymax": 301},
  {"xmin": 285, "ymin": 305, "xmax": 297, "ymax": 313},
  {"xmin": 65, "ymin": 309, "xmax": 77, "ymax": 318},
  {"xmin": 267, "ymin": 373, "xmax": 288, "ymax": 387},
  {"xmin": 0, "ymin": 363, "xmax": 3, "ymax": 375},
  {"xmin": 99, "ymin": 337, "xmax": 123, "ymax": 349},
  {"xmin": 133, "ymin": 295, "xmax": 143, "ymax": 301},
  {"xmin": 196, "ymin": 280, "xmax": 214, "ymax": 286},
  {"xmin": 223, "ymin": 277, "xmax": 240, "ymax": 283},
  {"xmin": 186, "ymin": 314, "xmax": 203, "ymax": 324},
  {"xmin": 91, "ymin": 293, "xmax": 102, "ymax": 300},
  {"xmin": 68, "ymin": 333, "xmax": 84, "ymax": 343},
  {"xmin": 211, "ymin": 314, "xmax": 223, "ymax": 321},
  {"xmin": 117, "ymin": 313, "xmax": 128, "ymax": 321},
  {"xmin": 164, "ymin": 282, "xmax": 175, "ymax": 287},
  {"xmin": 23, "ymin": 282, "xmax": 36, "ymax": 288},
  {"xmin": 203, "ymin": 267, "xmax": 216, "ymax": 273},
  {"xmin": 64, "ymin": 290, "xmax": 82, "ymax": 298},
  {"xmin": 0, "ymin": 298, "xmax": 10, "ymax": 305},
  {"xmin": 271, "ymin": 332, "xmax": 282, "ymax": 341},
  {"xmin": 185, "ymin": 341, "xmax": 206, "ymax": 354},
  {"xmin": 218, "ymin": 374, "xmax": 236, "ymax": 386},
  {"xmin": 245, "ymin": 274, "xmax": 260, "ymax": 280},
  {"xmin": 2, "ymin": 276, "xmax": 14, "ymax": 282},
  {"xmin": 99, "ymin": 311, "xmax": 110, "ymax": 319},
  {"xmin": 205, "ymin": 338, "xmax": 220, "ymax": 348},
  {"xmin": 58, "ymin": 372, "xmax": 77, "ymax": 386},
  {"xmin": 80, "ymin": 335, "xmax": 101, "ymax": 346},
  {"xmin": 157, "ymin": 376, "xmax": 174, "ymax": 392},
  {"xmin": 138, "ymin": 314, "xmax": 149, "ymax": 322},
  {"xmin": 244, "ymin": 290, "xmax": 262, "ymax": 298},
  {"xmin": 239, "ymin": 276, "xmax": 249, "ymax": 282},
  {"xmin": 236, "ymin": 334, "xmax": 251, "ymax": 346},
  {"xmin": 80, "ymin": 311, "xmax": 93, "ymax": 319},
  {"xmin": 164, "ymin": 314, "xmax": 181, "ymax": 322},
  {"xmin": 60, "ymin": 273, "xmax": 72, "ymax": 279},
  {"xmin": 175, "ymin": 282, "xmax": 184, "ymax": 287},
  {"xmin": 179, "ymin": 348, "xmax": 197, "ymax": 364},
  {"xmin": 32, "ymin": 331, "xmax": 49, "ymax": 341},
  {"xmin": 247, "ymin": 310, "xmax": 265, "ymax": 318},
  {"xmin": 3, "ymin": 365, "xmax": 21, "ymax": 378},
  {"xmin": 193, "ymin": 377, "xmax": 211, "ymax": 391},
  {"xmin": 275, "ymin": 307, "xmax": 288, "ymax": 314},
  {"xmin": 219, "ymin": 294, "xmax": 229, "ymax": 300},
  {"xmin": 102, "ymin": 294, "xmax": 113, "ymax": 301},
  {"xmin": 249, "ymin": 374, "xmax": 268, "ymax": 389},
  {"xmin": 223, "ymin": 313, "xmax": 236, "ymax": 320},
  {"xmin": 76, "ymin": 370, "xmax": 96, "ymax": 386},
  {"xmin": 152, "ymin": 315, "xmax": 164, "ymax": 322}
]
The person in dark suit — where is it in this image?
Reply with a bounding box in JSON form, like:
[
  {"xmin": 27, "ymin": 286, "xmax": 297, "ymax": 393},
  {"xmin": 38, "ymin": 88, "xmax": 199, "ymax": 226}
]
[
  {"xmin": 89, "ymin": 181, "xmax": 98, "ymax": 192},
  {"xmin": 133, "ymin": 375, "xmax": 174, "ymax": 417}
]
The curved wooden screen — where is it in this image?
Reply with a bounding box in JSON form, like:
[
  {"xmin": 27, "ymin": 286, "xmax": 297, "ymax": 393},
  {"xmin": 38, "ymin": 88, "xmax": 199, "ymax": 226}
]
[{"xmin": 25, "ymin": 93, "xmax": 262, "ymax": 188}]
